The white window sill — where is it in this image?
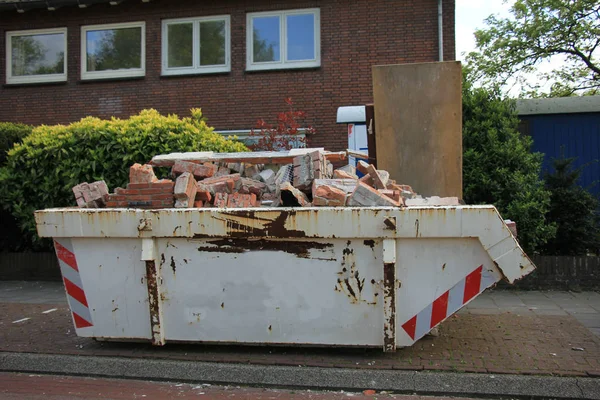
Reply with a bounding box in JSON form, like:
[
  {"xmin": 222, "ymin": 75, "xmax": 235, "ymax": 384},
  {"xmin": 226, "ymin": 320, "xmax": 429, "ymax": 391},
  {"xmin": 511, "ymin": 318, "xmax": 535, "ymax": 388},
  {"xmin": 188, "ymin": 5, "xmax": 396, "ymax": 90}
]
[
  {"xmin": 246, "ymin": 61, "xmax": 320, "ymax": 72},
  {"xmin": 6, "ymin": 75, "xmax": 67, "ymax": 85},
  {"xmin": 81, "ymin": 70, "xmax": 145, "ymax": 81},
  {"xmin": 161, "ymin": 66, "xmax": 231, "ymax": 76}
]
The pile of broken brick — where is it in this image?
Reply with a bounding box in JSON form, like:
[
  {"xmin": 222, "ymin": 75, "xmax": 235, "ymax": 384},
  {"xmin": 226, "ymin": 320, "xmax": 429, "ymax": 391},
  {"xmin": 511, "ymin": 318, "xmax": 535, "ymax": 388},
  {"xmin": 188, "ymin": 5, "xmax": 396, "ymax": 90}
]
[{"xmin": 72, "ymin": 149, "xmax": 460, "ymax": 209}]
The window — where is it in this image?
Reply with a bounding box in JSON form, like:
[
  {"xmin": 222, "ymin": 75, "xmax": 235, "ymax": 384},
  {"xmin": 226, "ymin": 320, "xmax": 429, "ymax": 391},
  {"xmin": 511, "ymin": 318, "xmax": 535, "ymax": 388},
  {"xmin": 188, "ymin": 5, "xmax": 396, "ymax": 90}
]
[
  {"xmin": 246, "ymin": 8, "xmax": 320, "ymax": 71},
  {"xmin": 81, "ymin": 22, "xmax": 145, "ymax": 80},
  {"xmin": 162, "ymin": 15, "xmax": 230, "ymax": 75},
  {"xmin": 6, "ymin": 28, "xmax": 67, "ymax": 84}
]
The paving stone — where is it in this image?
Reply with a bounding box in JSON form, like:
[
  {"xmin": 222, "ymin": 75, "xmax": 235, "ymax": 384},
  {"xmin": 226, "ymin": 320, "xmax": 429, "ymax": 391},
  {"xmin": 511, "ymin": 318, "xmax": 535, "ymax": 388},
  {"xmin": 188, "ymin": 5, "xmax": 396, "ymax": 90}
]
[{"xmin": 532, "ymin": 309, "xmax": 569, "ymax": 316}]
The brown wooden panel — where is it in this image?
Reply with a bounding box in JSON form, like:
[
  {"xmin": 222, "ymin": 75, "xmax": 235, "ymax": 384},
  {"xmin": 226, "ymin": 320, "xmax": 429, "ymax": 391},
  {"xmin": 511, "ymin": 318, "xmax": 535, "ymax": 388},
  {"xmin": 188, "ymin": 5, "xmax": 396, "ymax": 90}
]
[{"xmin": 372, "ymin": 62, "xmax": 462, "ymax": 198}]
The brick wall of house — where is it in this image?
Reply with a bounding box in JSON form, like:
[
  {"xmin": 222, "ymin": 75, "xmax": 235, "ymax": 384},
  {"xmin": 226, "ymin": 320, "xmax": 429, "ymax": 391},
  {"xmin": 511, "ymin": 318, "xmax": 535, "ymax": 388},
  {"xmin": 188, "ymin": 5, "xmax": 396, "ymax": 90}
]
[{"xmin": 0, "ymin": 0, "xmax": 456, "ymax": 151}]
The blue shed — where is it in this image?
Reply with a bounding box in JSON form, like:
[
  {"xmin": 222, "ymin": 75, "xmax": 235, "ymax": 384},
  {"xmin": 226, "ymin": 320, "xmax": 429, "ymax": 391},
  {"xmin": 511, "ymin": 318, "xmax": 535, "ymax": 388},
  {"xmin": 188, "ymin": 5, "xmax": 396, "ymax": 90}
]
[{"xmin": 516, "ymin": 96, "xmax": 600, "ymax": 197}]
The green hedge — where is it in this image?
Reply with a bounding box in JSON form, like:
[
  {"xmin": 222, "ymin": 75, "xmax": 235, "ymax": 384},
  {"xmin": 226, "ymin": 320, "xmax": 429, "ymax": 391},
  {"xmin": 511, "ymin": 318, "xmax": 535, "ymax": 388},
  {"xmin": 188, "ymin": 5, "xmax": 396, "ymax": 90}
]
[
  {"xmin": 0, "ymin": 122, "xmax": 32, "ymax": 166},
  {"xmin": 462, "ymin": 70, "xmax": 555, "ymax": 254},
  {"xmin": 0, "ymin": 122, "xmax": 33, "ymax": 251},
  {"xmin": 0, "ymin": 109, "xmax": 247, "ymax": 250}
]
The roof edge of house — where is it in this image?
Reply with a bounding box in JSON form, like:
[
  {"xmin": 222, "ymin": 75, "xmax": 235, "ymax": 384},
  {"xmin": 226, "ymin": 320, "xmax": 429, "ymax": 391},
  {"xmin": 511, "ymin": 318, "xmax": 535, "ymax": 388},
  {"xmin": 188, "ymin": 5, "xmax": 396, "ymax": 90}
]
[
  {"xmin": 516, "ymin": 96, "xmax": 600, "ymax": 116},
  {"xmin": 0, "ymin": 0, "xmax": 118, "ymax": 12}
]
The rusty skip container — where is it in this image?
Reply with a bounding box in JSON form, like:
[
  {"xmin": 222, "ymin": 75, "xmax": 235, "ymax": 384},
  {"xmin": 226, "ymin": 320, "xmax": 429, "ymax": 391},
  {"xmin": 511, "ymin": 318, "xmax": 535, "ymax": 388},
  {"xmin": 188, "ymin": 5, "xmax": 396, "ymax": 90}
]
[{"xmin": 35, "ymin": 206, "xmax": 534, "ymax": 351}]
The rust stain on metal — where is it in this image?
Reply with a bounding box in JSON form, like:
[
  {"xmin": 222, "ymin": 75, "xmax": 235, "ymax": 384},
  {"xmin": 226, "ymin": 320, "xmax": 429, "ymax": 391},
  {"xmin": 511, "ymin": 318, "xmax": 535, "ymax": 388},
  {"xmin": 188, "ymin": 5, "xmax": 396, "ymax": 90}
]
[
  {"xmin": 383, "ymin": 262, "xmax": 396, "ymax": 352},
  {"xmin": 268, "ymin": 325, "xmax": 272, "ymax": 332},
  {"xmin": 442, "ymin": 263, "xmax": 446, "ymax": 271},
  {"xmin": 197, "ymin": 238, "xmax": 332, "ymax": 259},
  {"xmin": 203, "ymin": 210, "xmax": 309, "ymax": 238},
  {"xmin": 364, "ymin": 240, "xmax": 376, "ymax": 249},
  {"xmin": 415, "ymin": 219, "xmax": 420, "ymax": 237},
  {"xmin": 145, "ymin": 260, "xmax": 164, "ymax": 346},
  {"xmin": 335, "ymin": 244, "xmax": 377, "ymax": 306},
  {"xmin": 221, "ymin": 302, "xmax": 224, "ymax": 309},
  {"xmin": 170, "ymin": 256, "xmax": 176, "ymax": 274}
]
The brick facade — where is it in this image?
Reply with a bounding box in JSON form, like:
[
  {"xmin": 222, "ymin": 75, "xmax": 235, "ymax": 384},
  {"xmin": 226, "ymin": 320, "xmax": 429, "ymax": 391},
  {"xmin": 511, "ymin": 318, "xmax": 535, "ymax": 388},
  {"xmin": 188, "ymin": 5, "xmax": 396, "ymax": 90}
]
[{"xmin": 0, "ymin": 0, "xmax": 456, "ymax": 151}]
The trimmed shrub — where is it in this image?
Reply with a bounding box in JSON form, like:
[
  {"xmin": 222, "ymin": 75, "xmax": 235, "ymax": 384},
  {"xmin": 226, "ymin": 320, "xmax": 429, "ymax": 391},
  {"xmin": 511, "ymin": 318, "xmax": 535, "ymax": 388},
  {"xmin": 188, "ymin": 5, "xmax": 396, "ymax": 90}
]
[
  {"xmin": 0, "ymin": 122, "xmax": 32, "ymax": 166},
  {"xmin": 0, "ymin": 109, "xmax": 247, "ymax": 250},
  {"xmin": 462, "ymin": 70, "xmax": 556, "ymax": 254},
  {"xmin": 0, "ymin": 122, "xmax": 33, "ymax": 251},
  {"xmin": 542, "ymin": 156, "xmax": 600, "ymax": 256}
]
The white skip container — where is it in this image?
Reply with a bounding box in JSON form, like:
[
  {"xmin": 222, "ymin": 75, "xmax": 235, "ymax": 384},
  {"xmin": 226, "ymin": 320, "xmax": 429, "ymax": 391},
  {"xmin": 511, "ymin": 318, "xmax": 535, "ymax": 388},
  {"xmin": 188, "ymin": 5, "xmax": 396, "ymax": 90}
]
[{"xmin": 35, "ymin": 205, "xmax": 534, "ymax": 351}]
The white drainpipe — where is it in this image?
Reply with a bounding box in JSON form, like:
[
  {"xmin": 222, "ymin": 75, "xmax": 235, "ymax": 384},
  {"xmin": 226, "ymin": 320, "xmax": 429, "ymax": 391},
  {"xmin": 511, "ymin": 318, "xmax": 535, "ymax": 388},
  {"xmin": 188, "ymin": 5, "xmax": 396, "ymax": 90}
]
[{"xmin": 438, "ymin": 0, "xmax": 444, "ymax": 61}]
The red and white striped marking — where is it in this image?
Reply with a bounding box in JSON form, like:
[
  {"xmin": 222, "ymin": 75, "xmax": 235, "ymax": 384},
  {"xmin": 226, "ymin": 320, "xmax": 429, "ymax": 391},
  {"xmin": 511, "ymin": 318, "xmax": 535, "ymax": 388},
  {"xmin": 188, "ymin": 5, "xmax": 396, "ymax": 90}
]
[
  {"xmin": 54, "ymin": 239, "xmax": 93, "ymax": 329},
  {"xmin": 401, "ymin": 264, "xmax": 497, "ymax": 342}
]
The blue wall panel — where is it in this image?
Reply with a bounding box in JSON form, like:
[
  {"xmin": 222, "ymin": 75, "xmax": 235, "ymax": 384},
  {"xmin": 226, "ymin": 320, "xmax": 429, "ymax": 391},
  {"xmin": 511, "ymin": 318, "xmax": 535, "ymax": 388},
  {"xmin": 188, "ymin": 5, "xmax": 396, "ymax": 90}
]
[{"xmin": 523, "ymin": 113, "xmax": 600, "ymax": 197}]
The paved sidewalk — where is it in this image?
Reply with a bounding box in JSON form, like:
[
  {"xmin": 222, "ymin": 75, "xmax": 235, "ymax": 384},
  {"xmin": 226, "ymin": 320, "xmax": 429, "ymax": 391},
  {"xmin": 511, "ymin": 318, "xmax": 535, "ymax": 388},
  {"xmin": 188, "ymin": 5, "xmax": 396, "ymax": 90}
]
[
  {"xmin": 461, "ymin": 290, "xmax": 600, "ymax": 336},
  {"xmin": 1, "ymin": 281, "xmax": 600, "ymax": 378}
]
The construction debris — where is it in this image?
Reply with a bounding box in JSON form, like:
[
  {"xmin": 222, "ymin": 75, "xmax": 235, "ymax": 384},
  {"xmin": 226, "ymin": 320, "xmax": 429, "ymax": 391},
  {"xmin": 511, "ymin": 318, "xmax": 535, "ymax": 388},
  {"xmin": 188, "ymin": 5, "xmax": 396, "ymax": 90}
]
[
  {"xmin": 172, "ymin": 160, "xmax": 217, "ymax": 180},
  {"xmin": 73, "ymin": 181, "xmax": 109, "ymax": 208},
  {"xmin": 150, "ymin": 149, "xmax": 347, "ymax": 167},
  {"xmin": 347, "ymin": 182, "xmax": 403, "ymax": 207},
  {"xmin": 73, "ymin": 149, "xmax": 464, "ymax": 210},
  {"xmin": 174, "ymin": 172, "xmax": 197, "ymax": 208},
  {"xmin": 129, "ymin": 163, "xmax": 157, "ymax": 183},
  {"xmin": 313, "ymin": 185, "xmax": 347, "ymax": 207},
  {"xmin": 280, "ymin": 182, "xmax": 310, "ymax": 207}
]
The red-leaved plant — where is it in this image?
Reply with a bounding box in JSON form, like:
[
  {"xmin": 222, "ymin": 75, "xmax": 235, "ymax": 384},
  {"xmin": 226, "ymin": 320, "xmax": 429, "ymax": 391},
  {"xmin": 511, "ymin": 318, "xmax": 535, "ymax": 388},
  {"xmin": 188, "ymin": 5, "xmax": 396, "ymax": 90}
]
[{"xmin": 249, "ymin": 98, "xmax": 316, "ymax": 151}]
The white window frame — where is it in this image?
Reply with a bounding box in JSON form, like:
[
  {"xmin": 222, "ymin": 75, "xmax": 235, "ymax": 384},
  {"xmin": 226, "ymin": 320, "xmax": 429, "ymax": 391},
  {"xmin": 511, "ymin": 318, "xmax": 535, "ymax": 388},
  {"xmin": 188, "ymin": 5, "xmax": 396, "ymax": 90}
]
[
  {"xmin": 5, "ymin": 27, "xmax": 68, "ymax": 85},
  {"xmin": 81, "ymin": 21, "xmax": 145, "ymax": 80},
  {"xmin": 246, "ymin": 8, "xmax": 320, "ymax": 71},
  {"xmin": 161, "ymin": 15, "xmax": 231, "ymax": 76}
]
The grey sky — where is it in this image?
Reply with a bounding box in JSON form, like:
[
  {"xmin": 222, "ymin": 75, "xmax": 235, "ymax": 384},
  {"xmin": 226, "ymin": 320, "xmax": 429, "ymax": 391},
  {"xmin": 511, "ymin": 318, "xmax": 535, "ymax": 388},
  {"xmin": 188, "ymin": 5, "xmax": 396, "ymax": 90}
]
[{"xmin": 455, "ymin": 0, "xmax": 514, "ymax": 61}]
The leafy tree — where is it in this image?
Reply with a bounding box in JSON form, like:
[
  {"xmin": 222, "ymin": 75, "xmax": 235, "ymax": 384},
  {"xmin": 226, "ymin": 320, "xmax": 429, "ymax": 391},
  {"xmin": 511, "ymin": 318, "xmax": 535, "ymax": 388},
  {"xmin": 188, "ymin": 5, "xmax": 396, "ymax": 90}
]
[
  {"xmin": 542, "ymin": 156, "xmax": 600, "ymax": 255},
  {"xmin": 167, "ymin": 21, "xmax": 226, "ymax": 68},
  {"xmin": 167, "ymin": 23, "xmax": 193, "ymax": 68},
  {"xmin": 462, "ymin": 68, "xmax": 556, "ymax": 253},
  {"xmin": 11, "ymin": 36, "xmax": 63, "ymax": 75},
  {"xmin": 200, "ymin": 20, "xmax": 226, "ymax": 65},
  {"xmin": 253, "ymin": 30, "xmax": 276, "ymax": 62},
  {"xmin": 87, "ymin": 28, "xmax": 142, "ymax": 71},
  {"xmin": 467, "ymin": 0, "xmax": 600, "ymax": 97}
]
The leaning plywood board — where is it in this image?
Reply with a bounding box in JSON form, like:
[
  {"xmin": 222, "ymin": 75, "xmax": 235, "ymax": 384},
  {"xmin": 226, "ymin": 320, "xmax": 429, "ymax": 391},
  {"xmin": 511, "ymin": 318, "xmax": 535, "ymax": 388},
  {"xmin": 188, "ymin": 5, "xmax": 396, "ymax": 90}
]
[{"xmin": 372, "ymin": 62, "xmax": 462, "ymax": 198}]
